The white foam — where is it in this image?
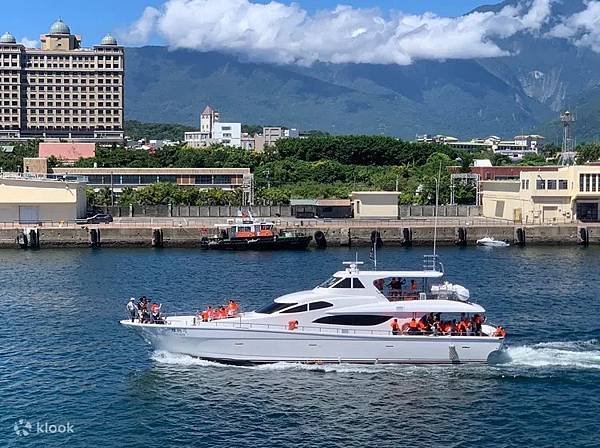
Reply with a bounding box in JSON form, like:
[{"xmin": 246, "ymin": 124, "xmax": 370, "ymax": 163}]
[
  {"xmin": 150, "ymin": 352, "xmax": 394, "ymax": 373},
  {"xmin": 505, "ymin": 340, "xmax": 600, "ymax": 370},
  {"xmin": 253, "ymin": 361, "xmax": 390, "ymax": 374},
  {"xmin": 151, "ymin": 350, "xmax": 231, "ymax": 368}
]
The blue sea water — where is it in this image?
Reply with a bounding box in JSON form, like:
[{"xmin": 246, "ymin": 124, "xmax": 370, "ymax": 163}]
[{"xmin": 0, "ymin": 246, "xmax": 599, "ymax": 447}]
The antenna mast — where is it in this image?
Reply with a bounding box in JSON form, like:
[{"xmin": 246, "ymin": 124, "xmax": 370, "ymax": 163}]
[{"xmin": 433, "ymin": 163, "xmax": 441, "ymax": 257}]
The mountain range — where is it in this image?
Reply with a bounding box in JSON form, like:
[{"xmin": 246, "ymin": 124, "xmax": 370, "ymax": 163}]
[{"xmin": 123, "ymin": 0, "xmax": 600, "ymax": 142}]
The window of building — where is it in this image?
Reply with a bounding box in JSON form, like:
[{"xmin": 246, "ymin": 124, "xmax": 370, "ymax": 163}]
[
  {"xmin": 195, "ymin": 175, "xmax": 212, "ymax": 184},
  {"xmin": 558, "ymin": 180, "xmax": 568, "ymax": 190},
  {"xmin": 536, "ymin": 179, "xmax": 546, "ymax": 190},
  {"xmin": 586, "ymin": 174, "xmax": 592, "ymax": 192},
  {"xmin": 577, "ymin": 202, "xmax": 599, "ymax": 222},
  {"xmin": 313, "ymin": 315, "xmax": 390, "ymax": 326},
  {"xmin": 214, "ymin": 175, "xmax": 231, "ymax": 184},
  {"xmin": 547, "ymin": 179, "xmax": 557, "ymax": 190}
]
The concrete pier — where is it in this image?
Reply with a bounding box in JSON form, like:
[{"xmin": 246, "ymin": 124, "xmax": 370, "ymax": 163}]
[{"xmin": 0, "ymin": 219, "xmax": 596, "ymax": 249}]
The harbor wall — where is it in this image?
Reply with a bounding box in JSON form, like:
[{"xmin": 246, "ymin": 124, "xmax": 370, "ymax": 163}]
[{"xmin": 0, "ymin": 223, "xmax": 597, "ymax": 249}]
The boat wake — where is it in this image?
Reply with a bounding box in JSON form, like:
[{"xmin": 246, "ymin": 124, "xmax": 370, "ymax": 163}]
[
  {"xmin": 151, "ymin": 350, "xmax": 229, "ymax": 368},
  {"xmin": 150, "ymin": 351, "xmax": 400, "ymax": 373},
  {"xmin": 504, "ymin": 339, "xmax": 600, "ymax": 370}
]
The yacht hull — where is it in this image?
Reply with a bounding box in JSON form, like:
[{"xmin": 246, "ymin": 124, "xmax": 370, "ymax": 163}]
[{"xmin": 121, "ymin": 321, "xmax": 504, "ymax": 365}]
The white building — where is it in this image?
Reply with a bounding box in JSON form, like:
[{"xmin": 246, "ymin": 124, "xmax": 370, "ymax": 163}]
[
  {"xmin": 200, "ymin": 105, "xmax": 219, "ymax": 139},
  {"xmin": 418, "ymin": 133, "xmax": 545, "ymax": 161},
  {"xmin": 184, "ymin": 105, "xmax": 242, "ymax": 147},
  {"xmin": 213, "ymin": 122, "xmax": 241, "ymax": 147},
  {"xmin": 0, "ymin": 173, "xmax": 87, "ymax": 223}
]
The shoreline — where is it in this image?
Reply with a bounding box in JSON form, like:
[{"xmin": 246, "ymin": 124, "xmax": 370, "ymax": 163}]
[{"xmin": 0, "ymin": 219, "xmax": 595, "ymax": 248}]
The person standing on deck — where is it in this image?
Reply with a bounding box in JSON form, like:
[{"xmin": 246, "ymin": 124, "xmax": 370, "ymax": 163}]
[{"xmin": 126, "ymin": 298, "xmax": 137, "ymax": 322}]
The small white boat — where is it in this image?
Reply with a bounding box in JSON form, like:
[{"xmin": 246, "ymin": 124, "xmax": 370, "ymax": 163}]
[
  {"xmin": 476, "ymin": 237, "xmax": 510, "ymax": 247},
  {"xmin": 121, "ymin": 256, "xmax": 506, "ymax": 365}
]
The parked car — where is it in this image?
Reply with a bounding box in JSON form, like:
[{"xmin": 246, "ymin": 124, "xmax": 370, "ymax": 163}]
[{"xmin": 76, "ymin": 213, "xmax": 113, "ymax": 224}]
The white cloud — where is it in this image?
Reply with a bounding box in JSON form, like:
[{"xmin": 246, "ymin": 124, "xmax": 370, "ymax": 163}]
[
  {"xmin": 119, "ymin": 6, "xmax": 161, "ymax": 45},
  {"xmin": 121, "ymin": 0, "xmax": 556, "ymax": 65},
  {"xmin": 19, "ymin": 37, "xmax": 38, "ymax": 48},
  {"xmin": 548, "ymin": 1, "xmax": 600, "ymax": 51}
]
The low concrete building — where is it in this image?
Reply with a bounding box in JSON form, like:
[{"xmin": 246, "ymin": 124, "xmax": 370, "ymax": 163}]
[
  {"xmin": 351, "ymin": 191, "xmax": 399, "ymax": 219},
  {"xmin": 290, "ymin": 199, "xmax": 352, "ymax": 218},
  {"xmin": 481, "ymin": 164, "xmax": 600, "ymax": 224},
  {"xmin": 51, "ymin": 167, "xmax": 252, "ymax": 193},
  {"xmin": 0, "ymin": 173, "xmax": 87, "ymax": 223}
]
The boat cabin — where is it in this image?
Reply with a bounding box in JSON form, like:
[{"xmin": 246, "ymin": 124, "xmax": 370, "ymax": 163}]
[{"xmin": 215, "ymin": 219, "xmax": 275, "ymax": 239}]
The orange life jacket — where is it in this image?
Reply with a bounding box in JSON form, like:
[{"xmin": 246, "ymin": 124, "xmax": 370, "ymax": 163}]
[
  {"xmin": 201, "ymin": 310, "xmax": 209, "ymax": 321},
  {"xmin": 418, "ymin": 320, "xmax": 429, "ymax": 331},
  {"xmin": 288, "ymin": 320, "xmax": 298, "ymax": 330},
  {"xmin": 390, "ymin": 321, "xmax": 400, "ymax": 331},
  {"xmin": 409, "ymin": 319, "xmax": 418, "ymax": 329}
]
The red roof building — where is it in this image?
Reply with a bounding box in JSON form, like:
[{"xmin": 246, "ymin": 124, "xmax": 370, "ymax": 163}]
[{"xmin": 39, "ymin": 142, "xmax": 95, "ymax": 163}]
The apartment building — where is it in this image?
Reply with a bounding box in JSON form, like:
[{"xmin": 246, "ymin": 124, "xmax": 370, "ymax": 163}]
[
  {"xmin": 0, "ymin": 20, "xmax": 124, "ymax": 142},
  {"xmin": 481, "ymin": 165, "xmax": 600, "ymax": 223}
]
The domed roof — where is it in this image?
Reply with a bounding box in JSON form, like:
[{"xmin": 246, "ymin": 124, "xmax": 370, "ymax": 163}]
[
  {"xmin": 100, "ymin": 33, "xmax": 118, "ymax": 46},
  {"xmin": 0, "ymin": 32, "xmax": 16, "ymax": 44},
  {"xmin": 49, "ymin": 19, "xmax": 70, "ymax": 35}
]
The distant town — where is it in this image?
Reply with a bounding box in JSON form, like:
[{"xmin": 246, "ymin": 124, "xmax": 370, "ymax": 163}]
[{"xmin": 1, "ymin": 19, "xmax": 600, "ymax": 235}]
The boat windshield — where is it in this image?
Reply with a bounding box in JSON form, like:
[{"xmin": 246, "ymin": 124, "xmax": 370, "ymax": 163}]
[
  {"xmin": 255, "ymin": 302, "xmax": 297, "ymax": 314},
  {"xmin": 318, "ymin": 276, "xmax": 342, "ymax": 288}
]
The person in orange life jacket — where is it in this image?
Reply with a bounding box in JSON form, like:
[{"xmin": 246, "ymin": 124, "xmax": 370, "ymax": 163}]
[
  {"xmin": 201, "ymin": 307, "xmax": 210, "ymax": 322},
  {"xmin": 227, "ymin": 300, "xmax": 239, "ymax": 316},
  {"xmin": 493, "ymin": 326, "xmax": 506, "ymax": 337},
  {"xmin": 418, "ymin": 315, "xmax": 430, "ymax": 332},
  {"xmin": 410, "ymin": 280, "xmax": 418, "ymax": 291},
  {"xmin": 472, "ymin": 314, "xmax": 483, "ymax": 336},
  {"xmin": 208, "ymin": 306, "xmax": 218, "ymax": 321},
  {"xmin": 288, "ymin": 320, "xmax": 298, "ymax": 330},
  {"xmin": 408, "ymin": 318, "xmax": 419, "ymax": 334},
  {"xmin": 390, "ymin": 318, "xmax": 401, "ymax": 335}
]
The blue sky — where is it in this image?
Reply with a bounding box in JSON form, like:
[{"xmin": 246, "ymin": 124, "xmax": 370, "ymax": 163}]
[{"xmin": 3, "ymin": 0, "xmax": 497, "ymax": 47}]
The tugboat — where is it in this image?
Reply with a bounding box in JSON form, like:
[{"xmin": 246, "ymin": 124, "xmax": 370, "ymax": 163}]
[{"xmin": 200, "ymin": 213, "xmax": 312, "ymax": 250}]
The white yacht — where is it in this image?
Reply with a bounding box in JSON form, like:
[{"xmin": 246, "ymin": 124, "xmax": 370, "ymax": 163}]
[
  {"xmin": 476, "ymin": 237, "xmax": 510, "ymax": 247},
  {"xmin": 121, "ymin": 256, "xmax": 506, "ymax": 365}
]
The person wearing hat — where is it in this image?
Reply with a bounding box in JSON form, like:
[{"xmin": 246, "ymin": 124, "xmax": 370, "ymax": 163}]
[{"xmin": 126, "ymin": 298, "xmax": 138, "ymax": 322}]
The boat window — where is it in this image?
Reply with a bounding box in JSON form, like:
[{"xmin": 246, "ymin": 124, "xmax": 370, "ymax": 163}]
[
  {"xmin": 280, "ymin": 304, "xmax": 308, "ymax": 314},
  {"xmin": 255, "ymin": 302, "xmax": 297, "ymax": 314},
  {"xmin": 318, "ymin": 276, "xmax": 341, "ymax": 288},
  {"xmin": 332, "ymin": 278, "xmax": 352, "ymax": 288},
  {"xmin": 313, "ymin": 315, "xmax": 390, "ymax": 326},
  {"xmin": 352, "ymin": 278, "xmax": 365, "ymax": 288},
  {"xmin": 309, "ymin": 301, "xmax": 333, "ymax": 310}
]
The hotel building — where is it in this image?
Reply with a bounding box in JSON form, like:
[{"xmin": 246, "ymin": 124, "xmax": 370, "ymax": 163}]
[{"xmin": 0, "ymin": 19, "xmax": 124, "ymax": 142}]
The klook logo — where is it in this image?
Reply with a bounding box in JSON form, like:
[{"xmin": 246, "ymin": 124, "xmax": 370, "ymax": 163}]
[
  {"xmin": 13, "ymin": 419, "xmax": 74, "ymax": 436},
  {"xmin": 13, "ymin": 419, "xmax": 32, "ymax": 436}
]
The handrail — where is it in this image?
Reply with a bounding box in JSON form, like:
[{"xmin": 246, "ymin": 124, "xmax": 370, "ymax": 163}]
[{"xmin": 132, "ymin": 315, "xmax": 498, "ymax": 338}]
